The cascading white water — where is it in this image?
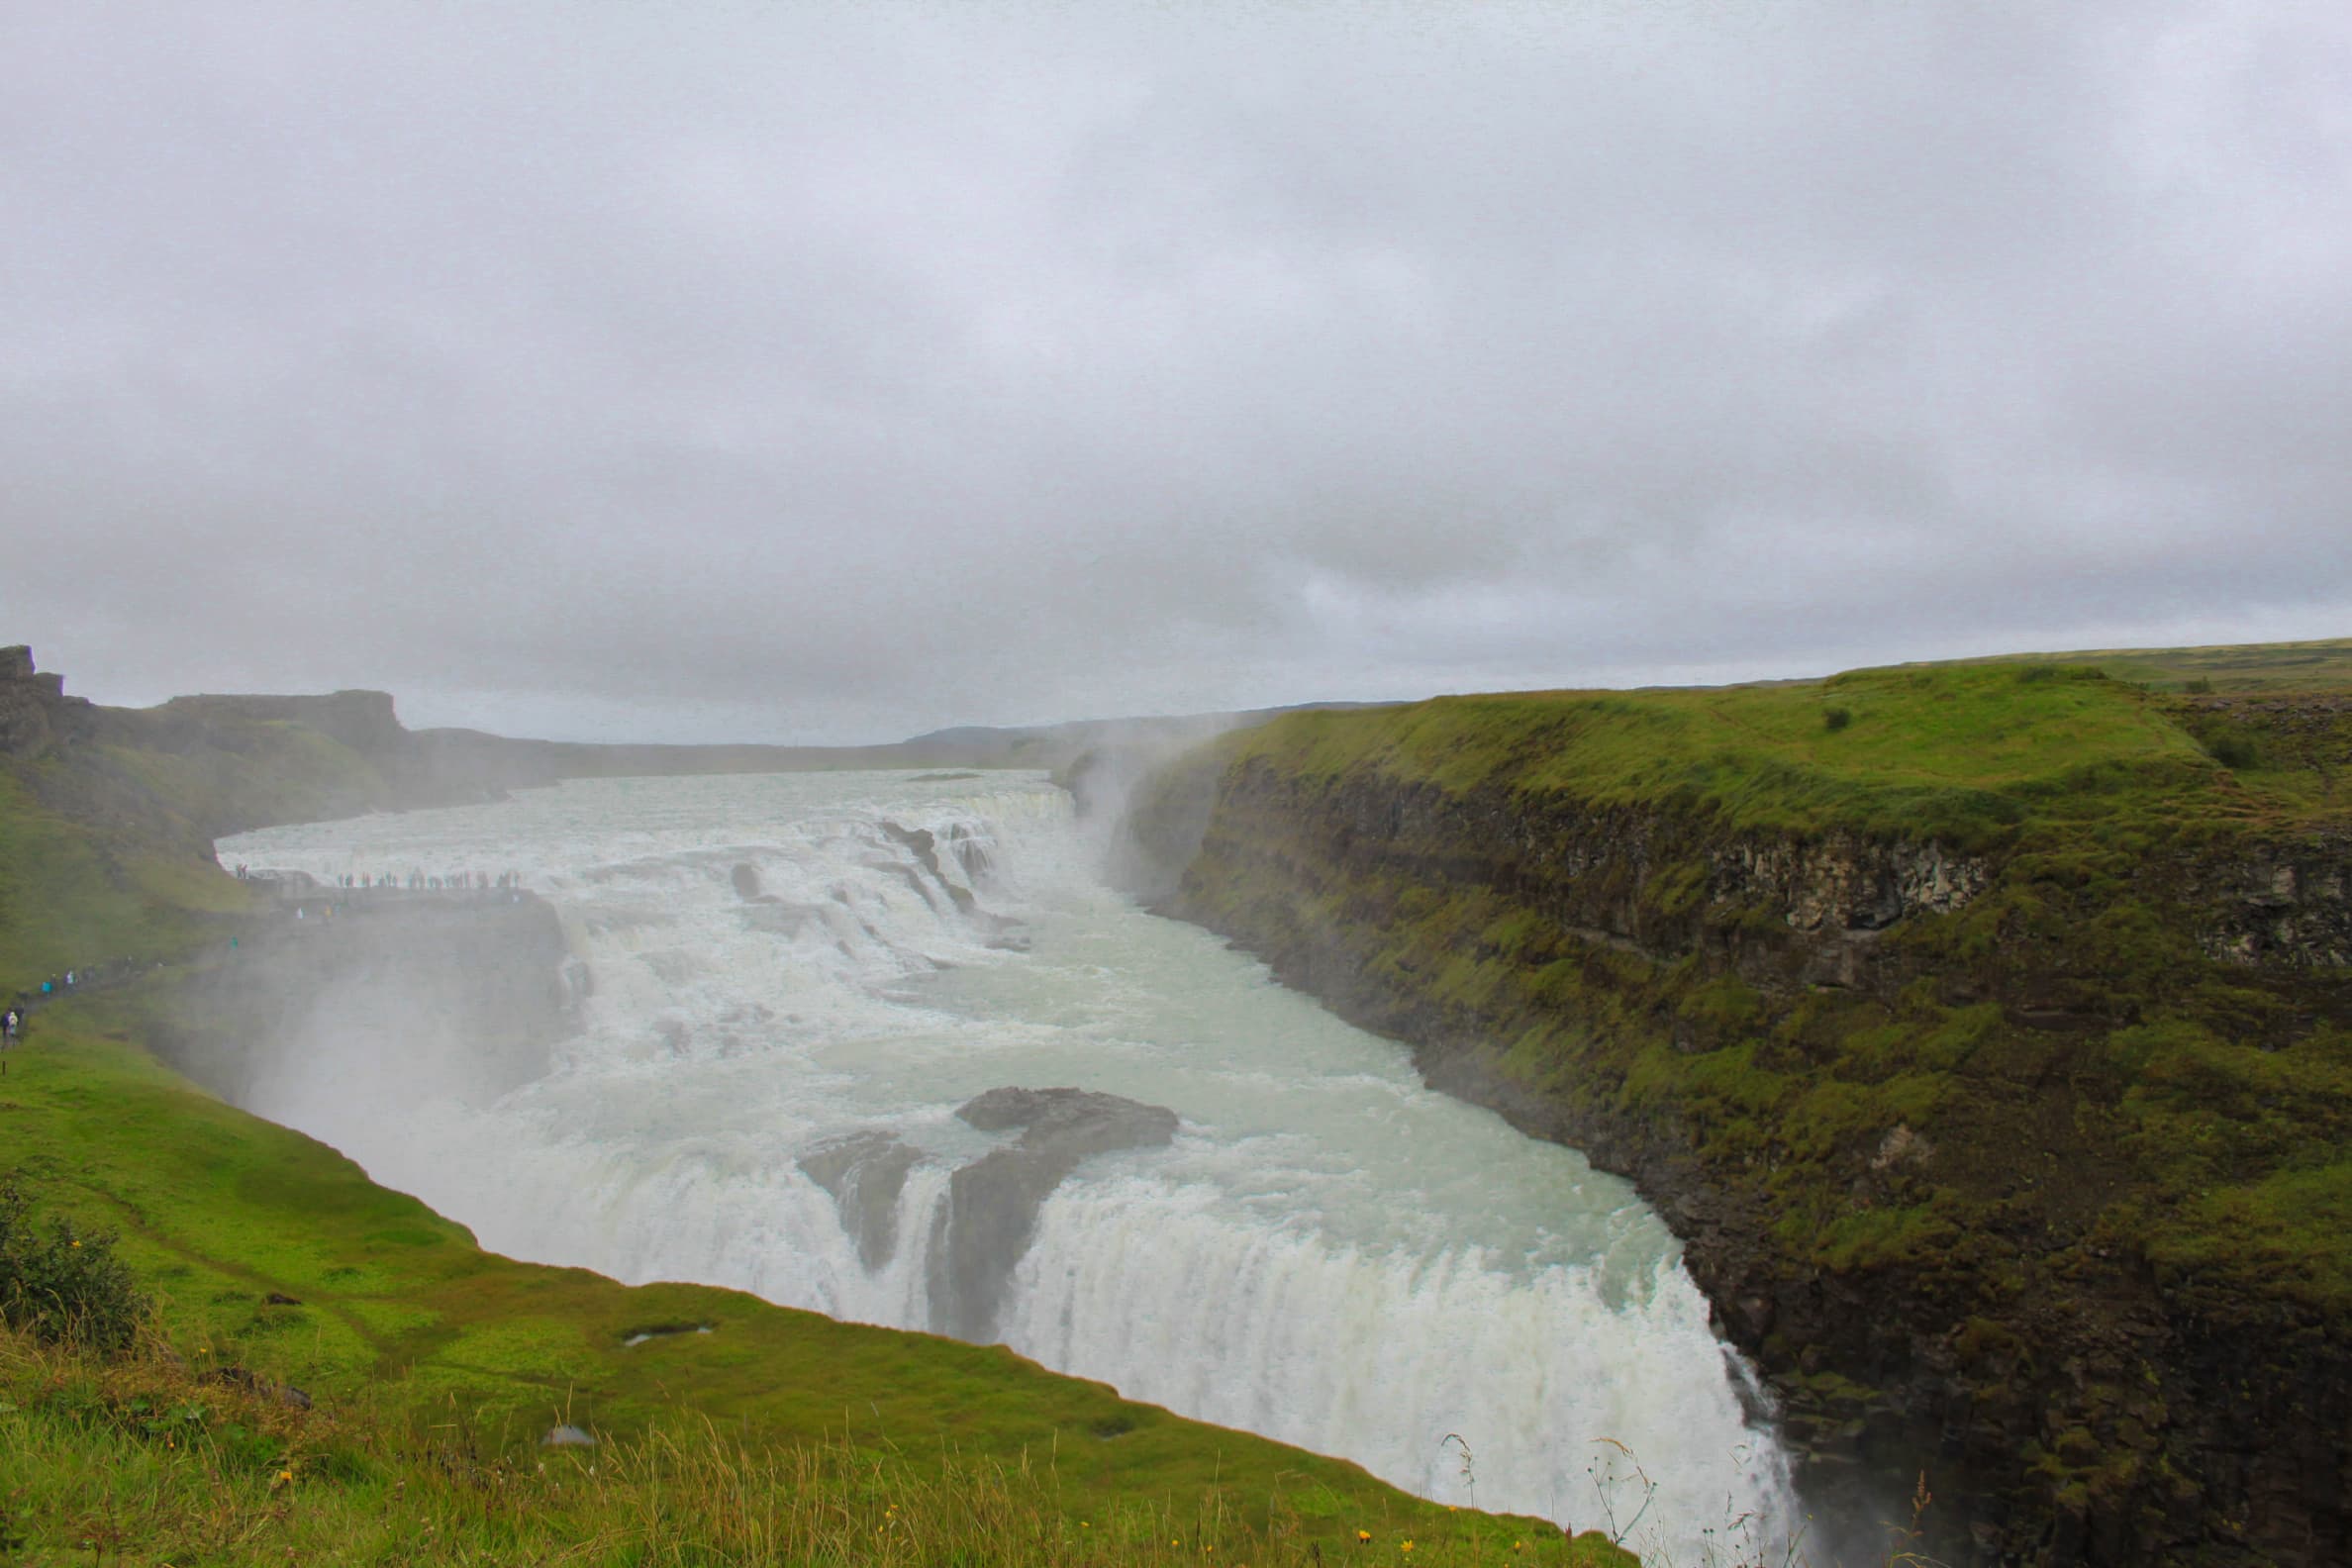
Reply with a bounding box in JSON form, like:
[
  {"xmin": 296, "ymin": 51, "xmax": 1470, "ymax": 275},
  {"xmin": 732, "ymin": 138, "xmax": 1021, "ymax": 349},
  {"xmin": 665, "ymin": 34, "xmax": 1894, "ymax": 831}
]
[{"xmin": 221, "ymin": 770, "xmax": 1800, "ymax": 1561}]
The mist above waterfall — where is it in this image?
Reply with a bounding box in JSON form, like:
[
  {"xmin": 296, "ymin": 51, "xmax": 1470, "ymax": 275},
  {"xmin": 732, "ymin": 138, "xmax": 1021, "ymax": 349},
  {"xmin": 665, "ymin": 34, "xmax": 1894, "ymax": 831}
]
[{"xmin": 220, "ymin": 769, "xmax": 1800, "ymax": 1559}]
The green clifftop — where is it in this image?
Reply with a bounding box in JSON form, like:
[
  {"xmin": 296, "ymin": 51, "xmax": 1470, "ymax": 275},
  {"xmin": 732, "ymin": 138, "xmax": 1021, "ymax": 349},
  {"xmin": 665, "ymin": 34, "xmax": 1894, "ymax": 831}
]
[{"xmin": 1133, "ymin": 655, "xmax": 2352, "ymax": 1568}]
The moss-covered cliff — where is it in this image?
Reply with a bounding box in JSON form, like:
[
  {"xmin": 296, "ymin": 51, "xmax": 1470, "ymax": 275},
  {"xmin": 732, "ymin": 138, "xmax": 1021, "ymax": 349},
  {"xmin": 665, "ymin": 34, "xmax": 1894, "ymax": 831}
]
[{"xmin": 1132, "ymin": 660, "xmax": 2352, "ymax": 1568}]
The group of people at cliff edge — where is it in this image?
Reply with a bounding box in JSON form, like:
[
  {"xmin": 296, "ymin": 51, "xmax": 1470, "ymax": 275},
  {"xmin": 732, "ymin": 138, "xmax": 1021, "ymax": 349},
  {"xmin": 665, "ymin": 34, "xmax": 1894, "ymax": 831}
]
[
  {"xmin": 233, "ymin": 865, "xmax": 525, "ymax": 893},
  {"xmin": 5, "ymin": 959, "xmax": 145, "ymax": 1046}
]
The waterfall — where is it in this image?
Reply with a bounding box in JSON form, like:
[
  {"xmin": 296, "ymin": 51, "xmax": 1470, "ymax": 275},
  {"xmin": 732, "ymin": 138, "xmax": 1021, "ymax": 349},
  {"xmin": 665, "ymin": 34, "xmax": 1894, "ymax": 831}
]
[{"xmin": 220, "ymin": 770, "xmax": 1801, "ymax": 1559}]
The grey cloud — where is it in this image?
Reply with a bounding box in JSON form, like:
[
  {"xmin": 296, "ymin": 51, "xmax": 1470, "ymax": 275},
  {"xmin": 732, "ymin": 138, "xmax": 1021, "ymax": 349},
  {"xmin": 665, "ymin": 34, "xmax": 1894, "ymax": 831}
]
[{"xmin": 4, "ymin": 1, "xmax": 2349, "ymax": 742}]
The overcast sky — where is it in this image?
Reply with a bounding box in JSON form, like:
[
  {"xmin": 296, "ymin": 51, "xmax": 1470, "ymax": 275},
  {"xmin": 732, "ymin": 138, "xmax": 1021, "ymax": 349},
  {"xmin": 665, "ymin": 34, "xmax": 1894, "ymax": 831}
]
[{"xmin": 5, "ymin": 2, "xmax": 2349, "ymax": 743}]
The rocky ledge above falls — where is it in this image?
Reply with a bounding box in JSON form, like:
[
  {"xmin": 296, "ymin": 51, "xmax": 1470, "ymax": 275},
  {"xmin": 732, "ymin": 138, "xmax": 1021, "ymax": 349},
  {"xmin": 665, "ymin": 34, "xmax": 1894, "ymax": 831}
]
[
  {"xmin": 1123, "ymin": 670, "xmax": 2352, "ymax": 1568},
  {"xmin": 800, "ymin": 1088, "xmax": 1181, "ymax": 1345}
]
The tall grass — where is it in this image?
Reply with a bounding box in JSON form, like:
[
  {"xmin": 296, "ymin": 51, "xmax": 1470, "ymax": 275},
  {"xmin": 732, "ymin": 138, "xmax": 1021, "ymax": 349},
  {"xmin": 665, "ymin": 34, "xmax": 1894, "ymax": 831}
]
[{"xmin": 0, "ymin": 1323, "xmax": 1633, "ymax": 1567}]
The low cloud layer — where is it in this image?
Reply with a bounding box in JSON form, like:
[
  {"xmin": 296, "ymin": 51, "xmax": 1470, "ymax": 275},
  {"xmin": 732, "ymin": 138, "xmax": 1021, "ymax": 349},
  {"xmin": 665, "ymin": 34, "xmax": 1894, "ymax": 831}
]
[{"xmin": 6, "ymin": 2, "xmax": 2348, "ymax": 741}]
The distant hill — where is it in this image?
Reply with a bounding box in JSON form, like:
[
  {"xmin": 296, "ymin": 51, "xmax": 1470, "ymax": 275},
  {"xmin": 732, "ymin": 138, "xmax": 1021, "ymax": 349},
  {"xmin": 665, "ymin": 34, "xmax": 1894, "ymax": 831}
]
[{"xmin": 1923, "ymin": 634, "xmax": 2352, "ymax": 692}]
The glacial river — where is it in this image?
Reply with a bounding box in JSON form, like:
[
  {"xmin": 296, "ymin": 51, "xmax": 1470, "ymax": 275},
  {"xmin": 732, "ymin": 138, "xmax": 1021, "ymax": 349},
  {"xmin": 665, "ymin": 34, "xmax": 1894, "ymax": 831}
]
[{"xmin": 220, "ymin": 770, "xmax": 1797, "ymax": 1559}]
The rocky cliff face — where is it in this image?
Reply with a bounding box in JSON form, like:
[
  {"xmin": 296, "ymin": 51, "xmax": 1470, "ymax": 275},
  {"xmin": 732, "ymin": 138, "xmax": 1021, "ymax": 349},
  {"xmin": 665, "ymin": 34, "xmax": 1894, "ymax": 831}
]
[
  {"xmin": 1135, "ymin": 748, "xmax": 2352, "ymax": 1568},
  {"xmin": 0, "ymin": 645, "xmax": 97, "ymax": 757},
  {"xmin": 2197, "ymin": 833, "xmax": 2352, "ymax": 966}
]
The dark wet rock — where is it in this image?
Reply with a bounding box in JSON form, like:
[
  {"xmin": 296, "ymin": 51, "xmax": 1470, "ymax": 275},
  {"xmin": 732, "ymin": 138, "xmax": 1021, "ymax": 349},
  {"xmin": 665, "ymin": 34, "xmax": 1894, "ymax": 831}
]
[
  {"xmin": 946, "ymin": 824, "xmax": 994, "ymax": 880},
  {"xmin": 800, "ymin": 1131, "xmax": 924, "ymax": 1270},
  {"xmin": 928, "ymin": 1088, "xmax": 1179, "ymax": 1342},
  {"xmin": 883, "ymin": 823, "xmax": 978, "ymax": 913},
  {"xmin": 740, "ymin": 899, "xmax": 828, "ymax": 938},
  {"xmin": 731, "ymin": 862, "xmax": 761, "ymax": 899},
  {"xmin": 867, "ymin": 856, "xmax": 948, "ymax": 914},
  {"xmin": 207, "ymin": 1363, "xmax": 309, "ymax": 1411},
  {"xmin": 955, "ymin": 1086, "xmax": 1180, "ymax": 1151}
]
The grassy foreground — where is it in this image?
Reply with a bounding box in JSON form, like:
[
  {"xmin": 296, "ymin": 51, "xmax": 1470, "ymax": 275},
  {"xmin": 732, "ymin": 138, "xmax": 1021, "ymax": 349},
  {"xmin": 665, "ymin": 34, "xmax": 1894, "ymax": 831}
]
[{"xmin": 0, "ymin": 1325, "xmax": 1602, "ymax": 1568}]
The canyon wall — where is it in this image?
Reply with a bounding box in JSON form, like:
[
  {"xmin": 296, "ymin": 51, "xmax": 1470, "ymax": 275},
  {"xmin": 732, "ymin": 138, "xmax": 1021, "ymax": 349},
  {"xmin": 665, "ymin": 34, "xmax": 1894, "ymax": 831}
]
[{"xmin": 1129, "ymin": 683, "xmax": 2352, "ymax": 1568}]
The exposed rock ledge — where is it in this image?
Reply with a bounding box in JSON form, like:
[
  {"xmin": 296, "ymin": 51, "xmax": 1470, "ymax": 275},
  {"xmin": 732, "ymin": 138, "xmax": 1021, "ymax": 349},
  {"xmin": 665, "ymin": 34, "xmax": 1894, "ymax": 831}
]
[{"xmin": 800, "ymin": 1088, "xmax": 1180, "ymax": 1344}]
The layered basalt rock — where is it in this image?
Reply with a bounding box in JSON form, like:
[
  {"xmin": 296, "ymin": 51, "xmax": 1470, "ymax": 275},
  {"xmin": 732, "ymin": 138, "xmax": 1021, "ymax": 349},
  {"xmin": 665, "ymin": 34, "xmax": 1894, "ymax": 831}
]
[{"xmin": 2197, "ymin": 834, "xmax": 2352, "ymax": 967}]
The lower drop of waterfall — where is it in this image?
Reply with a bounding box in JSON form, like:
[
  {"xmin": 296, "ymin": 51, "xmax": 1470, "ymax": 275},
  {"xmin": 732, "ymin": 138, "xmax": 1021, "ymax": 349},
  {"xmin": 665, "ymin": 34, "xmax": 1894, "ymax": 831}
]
[{"xmin": 219, "ymin": 770, "xmax": 1802, "ymax": 1562}]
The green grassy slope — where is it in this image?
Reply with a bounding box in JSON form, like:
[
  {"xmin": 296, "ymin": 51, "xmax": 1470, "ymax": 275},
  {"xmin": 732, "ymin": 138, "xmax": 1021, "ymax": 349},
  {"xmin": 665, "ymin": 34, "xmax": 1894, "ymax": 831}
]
[
  {"xmin": 1145, "ymin": 651, "xmax": 2352, "ymax": 1564},
  {"xmin": 1250, "ymin": 661, "xmax": 2286, "ymax": 843},
  {"xmin": 0, "ymin": 764, "xmax": 259, "ymax": 993}
]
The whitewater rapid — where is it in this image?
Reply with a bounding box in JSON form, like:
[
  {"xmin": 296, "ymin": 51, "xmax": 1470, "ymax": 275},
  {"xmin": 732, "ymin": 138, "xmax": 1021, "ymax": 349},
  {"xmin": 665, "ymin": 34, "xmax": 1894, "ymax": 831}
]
[{"xmin": 220, "ymin": 770, "xmax": 1798, "ymax": 1558}]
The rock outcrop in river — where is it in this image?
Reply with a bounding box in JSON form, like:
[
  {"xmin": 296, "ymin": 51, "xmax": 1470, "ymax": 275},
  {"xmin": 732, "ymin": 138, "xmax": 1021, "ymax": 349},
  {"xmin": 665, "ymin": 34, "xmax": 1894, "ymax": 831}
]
[
  {"xmin": 931, "ymin": 1088, "xmax": 1180, "ymax": 1342},
  {"xmin": 799, "ymin": 1089, "xmax": 1182, "ymax": 1342}
]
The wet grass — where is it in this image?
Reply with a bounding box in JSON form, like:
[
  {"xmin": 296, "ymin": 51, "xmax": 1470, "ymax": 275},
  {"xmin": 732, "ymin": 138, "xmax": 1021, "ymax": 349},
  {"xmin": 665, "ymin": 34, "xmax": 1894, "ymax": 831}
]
[
  {"xmin": 1219, "ymin": 660, "xmax": 2340, "ymax": 848},
  {"xmin": 0, "ymin": 1319, "xmax": 1636, "ymax": 1568}
]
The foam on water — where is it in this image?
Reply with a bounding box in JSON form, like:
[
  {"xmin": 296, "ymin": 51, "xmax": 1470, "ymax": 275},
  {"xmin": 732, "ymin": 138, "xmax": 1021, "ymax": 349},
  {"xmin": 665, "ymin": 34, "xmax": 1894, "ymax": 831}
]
[{"xmin": 221, "ymin": 771, "xmax": 1800, "ymax": 1559}]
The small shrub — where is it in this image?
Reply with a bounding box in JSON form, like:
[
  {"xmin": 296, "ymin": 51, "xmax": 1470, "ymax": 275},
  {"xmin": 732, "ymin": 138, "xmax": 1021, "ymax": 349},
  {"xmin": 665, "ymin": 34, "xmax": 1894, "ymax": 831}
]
[
  {"xmin": 1822, "ymin": 706, "xmax": 1853, "ymax": 733},
  {"xmin": 2184, "ymin": 677, "xmax": 2214, "ymax": 695},
  {"xmin": 0, "ymin": 1179, "xmax": 147, "ymax": 1352},
  {"xmin": 2191, "ymin": 722, "xmax": 2265, "ymax": 771}
]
